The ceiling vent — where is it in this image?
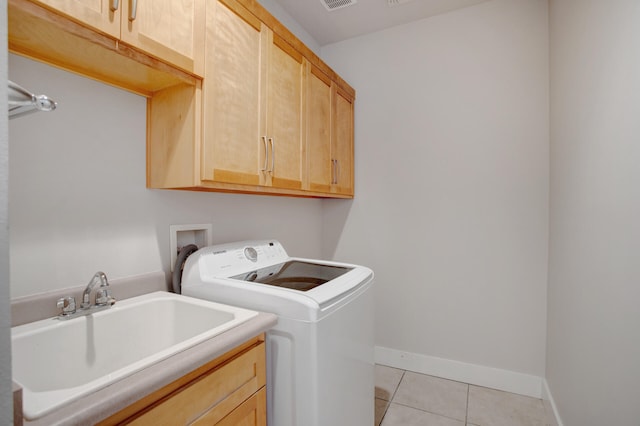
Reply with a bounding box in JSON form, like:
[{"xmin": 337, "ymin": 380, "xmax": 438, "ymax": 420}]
[
  {"xmin": 320, "ymin": 0, "xmax": 357, "ymax": 12},
  {"xmin": 388, "ymin": 0, "xmax": 414, "ymax": 6}
]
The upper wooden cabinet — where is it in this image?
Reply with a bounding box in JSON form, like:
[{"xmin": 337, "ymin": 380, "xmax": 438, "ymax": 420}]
[
  {"xmin": 151, "ymin": 0, "xmax": 351, "ymax": 197},
  {"xmin": 201, "ymin": 0, "xmax": 263, "ymax": 187},
  {"xmin": 200, "ymin": 0, "xmax": 304, "ymax": 191},
  {"xmin": 120, "ymin": 0, "xmax": 205, "ymax": 77},
  {"xmin": 306, "ymin": 66, "xmax": 354, "ymax": 196},
  {"xmin": 306, "ymin": 66, "xmax": 333, "ymax": 194},
  {"xmin": 9, "ymin": 0, "xmax": 355, "ymax": 198},
  {"xmin": 332, "ymin": 87, "xmax": 355, "ymax": 196},
  {"xmin": 32, "ymin": 0, "xmax": 121, "ymax": 37},
  {"xmin": 26, "ymin": 0, "xmax": 205, "ymax": 76},
  {"xmin": 263, "ymin": 34, "xmax": 305, "ymax": 191}
]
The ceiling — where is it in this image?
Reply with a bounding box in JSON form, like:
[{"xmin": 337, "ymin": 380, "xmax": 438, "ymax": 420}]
[{"xmin": 272, "ymin": 0, "xmax": 491, "ymax": 46}]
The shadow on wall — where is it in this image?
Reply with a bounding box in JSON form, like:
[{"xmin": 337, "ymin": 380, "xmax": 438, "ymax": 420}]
[
  {"xmin": 150, "ymin": 189, "xmax": 330, "ymax": 289},
  {"xmin": 321, "ymin": 198, "xmax": 354, "ymax": 260}
]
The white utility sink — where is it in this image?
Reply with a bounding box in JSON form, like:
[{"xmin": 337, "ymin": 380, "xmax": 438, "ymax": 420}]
[{"xmin": 12, "ymin": 291, "xmax": 258, "ymax": 420}]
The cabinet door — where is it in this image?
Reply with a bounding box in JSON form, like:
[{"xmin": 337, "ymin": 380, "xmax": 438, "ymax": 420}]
[
  {"xmin": 33, "ymin": 0, "xmax": 121, "ymax": 37},
  {"xmin": 332, "ymin": 87, "xmax": 354, "ymax": 196},
  {"xmin": 120, "ymin": 0, "xmax": 205, "ymax": 76},
  {"xmin": 127, "ymin": 342, "xmax": 266, "ymax": 425},
  {"xmin": 264, "ymin": 33, "xmax": 304, "ymax": 190},
  {"xmin": 201, "ymin": 0, "xmax": 264, "ymax": 186},
  {"xmin": 306, "ymin": 65, "xmax": 332, "ymax": 193},
  {"xmin": 216, "ymin": 388, "xmax": 266, "ymax": 426}
]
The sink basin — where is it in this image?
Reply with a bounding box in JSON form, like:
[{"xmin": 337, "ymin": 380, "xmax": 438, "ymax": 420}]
[{"xmin": 12, "ymin": 291, "xmax": 258, "ymax": 420}]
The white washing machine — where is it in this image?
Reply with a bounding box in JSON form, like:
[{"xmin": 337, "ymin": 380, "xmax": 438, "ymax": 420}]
[{"xmin": 181, "ymin": 240, "xmax": 374, "ymax": 426}]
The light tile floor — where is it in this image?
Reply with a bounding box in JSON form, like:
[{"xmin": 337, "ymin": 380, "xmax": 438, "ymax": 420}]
[{"xmin": 375, "ymin": 365, "xmax": 555, "ymax": 426}]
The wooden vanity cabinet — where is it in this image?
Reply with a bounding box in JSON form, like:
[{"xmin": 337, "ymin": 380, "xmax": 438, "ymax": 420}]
[
  {"xmin": 99, "ymin": 334, "xmax": 266, "ymax": 426},
  {"xmin": 24, "ymin": 0, "xmax": 205, "ymax": 76}
]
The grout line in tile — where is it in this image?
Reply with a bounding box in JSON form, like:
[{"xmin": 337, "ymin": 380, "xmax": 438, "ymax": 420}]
[
  {"xmin": 379, "ymin": 401, "xmax": 388, "ymax": 426},
  {"xmin": 388, "ymin": 401, "xmax": 469, "ymax": 424},
  {"xmin": 376, "ymin": 366, "xmax": 551, "ymax": 426},
  {"xmin": 389, "ymin": 369, "xmax": 406, "ymax": 402},
  {"xmin": 379, "ymin": 369, "xmax": 406, "ymax": 425},
  {"xmin": 465, "ymin": 383, "xmax": 470, "ymax": 424}
]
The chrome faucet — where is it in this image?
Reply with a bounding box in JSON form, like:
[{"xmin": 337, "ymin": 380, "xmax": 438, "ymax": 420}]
[
  {"xmin": 81, "ymin": 271, "xmax": 114, "ymax": 309},
  {"xmin": 56, "ymin": 271, "xmax": 116, "ymax": 319}
]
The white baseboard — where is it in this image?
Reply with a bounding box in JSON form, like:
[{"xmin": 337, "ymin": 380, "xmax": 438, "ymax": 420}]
[
  {"xmin": 542, "ymin": 379, "xmax": 563, "ymax": 426},
  {"xmin": 374, "ymin": 345, "xmax": 543, "ymax": 399}
]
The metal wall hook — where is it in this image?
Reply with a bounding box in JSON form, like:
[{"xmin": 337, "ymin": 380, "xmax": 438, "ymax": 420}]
[{"xmin": 8, "ymin": 80, "xmax": 57, "ymax": 119}]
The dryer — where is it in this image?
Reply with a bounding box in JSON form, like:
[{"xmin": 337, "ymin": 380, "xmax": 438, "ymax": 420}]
[{"xmin": 181, "ymin": 240, "xmax": 374, "ymax": 426}]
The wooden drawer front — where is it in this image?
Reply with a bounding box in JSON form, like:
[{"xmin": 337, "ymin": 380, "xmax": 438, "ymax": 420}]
[
  {"xmin": 129, "ymin": 342, "xmax": 265, "ymax": 425},
  {"xmin": 193, "ymin": 387, "xmax": 266, "ymax": 426}
]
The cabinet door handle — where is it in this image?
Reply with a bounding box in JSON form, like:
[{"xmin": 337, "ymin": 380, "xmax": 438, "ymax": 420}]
[
  {"xmin": 261, "ymin": 136, "xmax": 268, "ymax": 171},
  {"xmin": 331, "ymin": 159, "xmax": 337, "ymax": 184},
  {"xmin": 335, "ymin": 159, "xmax": 340, "ymax": 185},
  {"xmin": 129, "ymin": 0, "xmax": 138, "ymax": 20},
  {"xmin": 110, "ymin": 0, "xmax": 119, "ymax": 11},
  {"xmin": 268, "ymin": 137, "xmax": 275, "ymax": 173},
  {"xmin": 331, "ymin": 159, "xmax": 334, "ymax": 184}
]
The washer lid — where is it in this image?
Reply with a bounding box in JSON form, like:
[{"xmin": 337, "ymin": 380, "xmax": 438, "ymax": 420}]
[
  {"xmin": 231, "ymin": 260, "xmax": 354, "ymax": 292},
  {"xmin": 181, "ymin": 239, "xmax": 374, "ymax": 316}
]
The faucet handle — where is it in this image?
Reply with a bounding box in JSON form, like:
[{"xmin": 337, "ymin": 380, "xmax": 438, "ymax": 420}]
[
  {"xmin": 57, "ymin": 296, "xmax": 77, "ymax": 316},
  {"xmin": 95, "ymin": 288, "xmax": 116, "ymax": 306}
]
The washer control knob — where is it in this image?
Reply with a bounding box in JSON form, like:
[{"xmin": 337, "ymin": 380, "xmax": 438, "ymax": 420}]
[{"xmin": 244, "ymin": 247, "xmax": 258, "ymax": 262}]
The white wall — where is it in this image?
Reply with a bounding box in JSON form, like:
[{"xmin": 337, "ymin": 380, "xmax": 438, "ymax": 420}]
[
  {"xmin": 8, "ymin": 54, "xmax": 324, "ymax": 298},
  {"xmin": 547, "ymin": 1, "xmax": 640, "ymax": 424},
  {"xmin": 1, "ymin": 0, "xmax": 14, "ymax": 423},
  {"xmin": 321, "ymin": 0, "xmax": 549, "ymax": 380}
]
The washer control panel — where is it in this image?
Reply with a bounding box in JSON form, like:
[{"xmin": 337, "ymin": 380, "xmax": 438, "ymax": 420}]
[
  {"xmin": 244, "ymin": 247, "xmax": 258, "ymax": 262},
  {"xmin": 198, "ymin": 240, "xmax": 288, "ymax": 277}
]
